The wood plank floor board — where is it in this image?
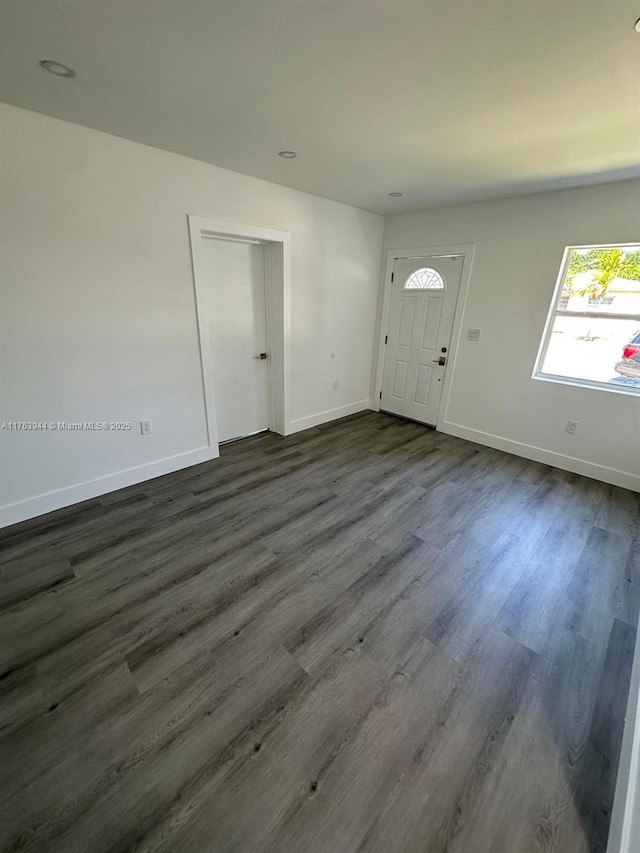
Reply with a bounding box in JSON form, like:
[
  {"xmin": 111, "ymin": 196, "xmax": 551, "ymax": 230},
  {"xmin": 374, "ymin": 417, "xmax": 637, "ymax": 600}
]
[
  {"xmin": 287, "ymin": 533, "xmax": 435, "ymax": 674},
  {"xmin": 261, "ymin": 636, "xmax": 456, "ymax": 853},
  {"xmin": 260, "ymin": 480, "xmax": 427, "ymax": 558},
  {"xmin": 127, "ymin": 645, "xmax": 385, "ymax": 853},
  {"xmin": 0, "ymin": 412, "xmax": 638, "ymax": 853},
  {"xmin": 433, "ymin": 623, "xmax": 599, "ymax": 853},
  {"xmin": 355, "ymin": 627, "xmax": 537, "ymax": 853},
  {"xmin": 0, "ymin": 662, "xmax": 142, "ymax": 847},
  {"xmin": 66, "ymin": 478, "xmax": 331, "ymax": 578},
  {"xmin": 35, "ymin": 544, "xmax": 282, "ymax": 699},
  {"xmin": 127, "ymin": 534, "xmax": 387, "ymax": 695},
  {"xmin": 573, "ymin": 617, "xmax": 637, "ymax": 852},
  {"xmin": 4, "ymin": 649, "xmax": 309, "ymax": 853},
  {"xmin": 0, "ymin": 664, "xmax": 44, "ymax": 738},
  {"xmin": 616, "ymin": 533, "xmax": 640, "ymax": 627},
  {"xmin": 565, "ymin": 527, "xmax": 633, "ymax": 645},
  {"xmin": 495, "ymin": 518, "xmax": 596, "ymax": 654},
  {"xmin": 369, "ymin": 476, "xmax": 461, "ymax": 552},
  {"xmin": 0, "ymin": 555, "xmax": 75, "ymax": 613},
  {"xmin": 595, "ymin": 485, "xmax": 640, "ymax": 538},
  {"xmin": 465, "ymin": 475, "xmax": 542, "ymax": 548},
  {"xmin": 424, "ymin": 533, "xmax": 533, "ymax": 663},
  {"xmin": 1, "ymin": 536, "xmax": 274, "ymax": 680}
]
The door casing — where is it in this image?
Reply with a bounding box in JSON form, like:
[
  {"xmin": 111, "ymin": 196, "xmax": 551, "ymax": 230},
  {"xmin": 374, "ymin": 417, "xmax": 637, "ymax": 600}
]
[
  {"xmin": 188, "ymin": 216, "xmax": 292, "ymax": 453},
  {"xmin": 372, "ymin": 244, "xmax": 475, "ymax": 430}
]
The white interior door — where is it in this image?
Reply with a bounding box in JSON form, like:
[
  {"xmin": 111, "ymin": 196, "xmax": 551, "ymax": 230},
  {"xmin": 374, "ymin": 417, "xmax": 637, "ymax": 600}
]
[
  {"xmin": 202, "ymin": 237, "xmax": 269, "ymax": 442},
  {"xmin": 381, "ymin": 254, "xmax": 463, "ymax": 426}
]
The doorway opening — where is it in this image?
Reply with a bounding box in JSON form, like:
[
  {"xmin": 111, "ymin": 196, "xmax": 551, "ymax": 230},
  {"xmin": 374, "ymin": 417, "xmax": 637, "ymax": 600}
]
[{"xmin": 188, "ymin": 216, "xmax": 291, "ymax": 451}]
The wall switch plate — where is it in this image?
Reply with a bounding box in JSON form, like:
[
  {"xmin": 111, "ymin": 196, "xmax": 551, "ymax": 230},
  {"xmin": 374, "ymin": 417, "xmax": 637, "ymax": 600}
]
[
  {"xmin": 467, "ymin": 328, "xmax": 481, "ymax": 341},
  {"xmin": 140, "ymin": 419, "xmax": 152, "ymax": 435},
  {"xmin": 566, "ymin": 420, "xmax": 579, "ymax": 435}
]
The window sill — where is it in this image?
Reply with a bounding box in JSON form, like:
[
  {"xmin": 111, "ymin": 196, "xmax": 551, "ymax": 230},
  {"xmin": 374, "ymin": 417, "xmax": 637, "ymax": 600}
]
[{"xmin": 533, "ymin": 372, "xmax": 640, "ymax": 398}]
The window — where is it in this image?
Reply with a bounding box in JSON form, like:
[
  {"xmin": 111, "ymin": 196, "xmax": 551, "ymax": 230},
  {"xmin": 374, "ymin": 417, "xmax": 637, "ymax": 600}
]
[
  {"xmin": 403, "ymin": 267, "xmax": 445, "ymax": 290},
  {"xmin": 534, "ymin": 244, "xmax": 640, "ymax": 393}
]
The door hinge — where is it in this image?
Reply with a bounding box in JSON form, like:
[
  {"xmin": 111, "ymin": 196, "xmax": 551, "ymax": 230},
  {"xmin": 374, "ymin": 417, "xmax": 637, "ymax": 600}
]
[
  {"xmin": 384, "ymin": 335, "xmax": 388, "ymax": 345},
  {"xmin": 391, "ymin": 272, "xmax": 394, "ymax": 282},
  {"xmin": 379, "ymin": 391, "xmax": 382, "ymax": 399}
]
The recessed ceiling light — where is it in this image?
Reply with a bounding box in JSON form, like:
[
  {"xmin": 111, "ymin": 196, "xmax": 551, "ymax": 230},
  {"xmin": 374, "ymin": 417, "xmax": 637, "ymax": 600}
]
[
  {"xmin": 278, "ymin": 150, "xmax": 297, "ymax": 159},
  {"xmin": 388, "ymin": 192, "xmax": 403, "ymax": 197},
  {"xmin": 39, "ymin": 59, "xmax": 76, "ymax": 78}
]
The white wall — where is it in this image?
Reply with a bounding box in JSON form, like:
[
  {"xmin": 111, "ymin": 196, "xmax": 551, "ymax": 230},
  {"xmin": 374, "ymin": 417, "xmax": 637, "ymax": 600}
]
[
  {"xmin": 380, "ymin": 180, "xmax": 640, "ymax": 491},
  {"xmin": 0, "ymin": 103, "xmax": 384, "ymax": 526}
]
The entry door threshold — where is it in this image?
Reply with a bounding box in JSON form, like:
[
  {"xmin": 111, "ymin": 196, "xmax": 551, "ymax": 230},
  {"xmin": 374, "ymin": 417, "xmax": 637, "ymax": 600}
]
[
  {"xmin": 379, "ymin": 410, "xmax": 436, "ymax": 430},
  {"xmin": 219, "ymin": 428, "xmax": 270, "ymax": 446}
]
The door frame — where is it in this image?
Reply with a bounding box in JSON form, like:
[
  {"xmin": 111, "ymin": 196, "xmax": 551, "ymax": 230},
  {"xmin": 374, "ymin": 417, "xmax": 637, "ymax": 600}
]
[
  {"xmin": 372, "ymin": 243, "xmax": 475, "ymax": 430},
  {"xmin": 188, "ymin": 215, "xmax": 292, "ymax": 452}
]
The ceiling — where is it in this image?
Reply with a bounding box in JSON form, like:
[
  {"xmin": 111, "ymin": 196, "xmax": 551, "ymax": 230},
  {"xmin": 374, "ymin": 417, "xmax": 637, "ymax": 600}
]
[{"xmin": 1, "ymin": 0, "xmax": 639, "ymax": 215}]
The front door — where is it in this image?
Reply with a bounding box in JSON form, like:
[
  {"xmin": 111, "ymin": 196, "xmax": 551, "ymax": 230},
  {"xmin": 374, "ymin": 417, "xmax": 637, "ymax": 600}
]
[
  {"xmin": 202, "ymin": 237, "xmax": 269, "ymax": 442},
  {"xmin": 381, "ymin": 254, "xmax": 463, "ymax": 426}
]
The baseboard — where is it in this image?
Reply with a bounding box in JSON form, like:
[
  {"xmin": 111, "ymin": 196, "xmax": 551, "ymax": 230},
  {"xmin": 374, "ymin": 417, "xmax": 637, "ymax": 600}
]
[
  {"xmin": 286, "ymin": 399, "xmax": 373, "ymax": 434},
  {"xmin": 0, "ymin": 446, "xmax": 218, "ymax": 529},
  {"xmin": 441, "ymin": 421, "xmax": 640, "ymax": 493},
  {"xmin": 608, "ymin": 626, "xmax": 640, "ymax": 853},
  {"xmin": 1, "ymin": 401, "xmax": 376, "ymax": 527}
]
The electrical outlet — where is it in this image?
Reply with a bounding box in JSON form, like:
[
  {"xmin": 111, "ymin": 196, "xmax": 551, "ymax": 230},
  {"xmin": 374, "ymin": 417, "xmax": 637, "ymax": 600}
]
[
  {"xmin": 467, "ymin": 328, "xmax": 481, "ymax": 341},
  {"xmin": 332, "ymin": 379, "xmax": 339, "ymax": 390},
  {"xmin": 566, "ymin": 420, "xmax": 579, "ymax": 435},
  {"xmin": 140, "ymin": 419, "xmax": 152, "ymax": 435}
]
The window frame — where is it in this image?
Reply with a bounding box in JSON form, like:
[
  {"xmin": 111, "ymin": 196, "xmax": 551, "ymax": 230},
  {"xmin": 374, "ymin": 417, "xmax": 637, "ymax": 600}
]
[{"xmin": 532, "ymin": 242, "xmax": 640, "ymax": 397}]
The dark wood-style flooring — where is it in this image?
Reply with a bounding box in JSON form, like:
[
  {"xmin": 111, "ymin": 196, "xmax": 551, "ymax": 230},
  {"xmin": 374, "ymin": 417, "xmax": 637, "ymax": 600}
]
[{"xmin": 0, "ymin": 411, "xmax": 638, "ymax": 853}]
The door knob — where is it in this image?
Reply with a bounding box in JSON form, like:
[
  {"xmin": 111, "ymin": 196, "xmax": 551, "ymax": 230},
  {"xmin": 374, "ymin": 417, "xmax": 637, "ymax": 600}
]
[
  {"xmin": 432, "ymin": 356, "xmax": 446, "ymax": 366},
  {"xmin": 258, "ymin": 352, "xmax": 268, "ymax": 360}
]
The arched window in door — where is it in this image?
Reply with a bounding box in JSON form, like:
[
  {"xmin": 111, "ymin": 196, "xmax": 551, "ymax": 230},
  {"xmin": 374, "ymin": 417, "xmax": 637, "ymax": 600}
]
[{"xmin": 403, "ymin": 267, "xmax": 445, "ymax": 290}]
